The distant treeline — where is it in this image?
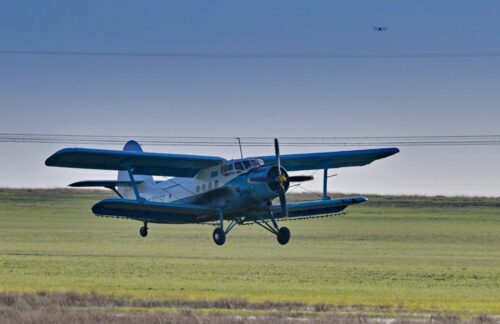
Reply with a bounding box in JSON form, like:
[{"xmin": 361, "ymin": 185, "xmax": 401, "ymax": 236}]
[
  {"xmin": 0, "ymin": 188, "xmax": 499, "ymax": 209},
  {"xmin": 291, "ymin": 192, "xmax": 500, "ymax": 209}
]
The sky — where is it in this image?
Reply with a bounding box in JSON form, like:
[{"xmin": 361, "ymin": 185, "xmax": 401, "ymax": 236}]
[{"xmin": 0, "ymin": 0, "xmax": 499, "ymax": 196}]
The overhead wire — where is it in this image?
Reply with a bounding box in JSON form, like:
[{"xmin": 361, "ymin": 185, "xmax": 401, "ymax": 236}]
[
  {"xmin": 0, "ymin": 133, "xmax": 500, "ymax": 147},
  {"xmin": 2, "ymin": 50, "xmax": 500, "ymax": 59}
]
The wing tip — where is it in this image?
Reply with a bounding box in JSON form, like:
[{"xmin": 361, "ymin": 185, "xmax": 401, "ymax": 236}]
[
  {"xmin": 358, "ymin": 196, "xmax": 368, "ymax": 203},
  {"xmin": 388, "ymin": 147, "xmax": 400, "ymax": 155},
  {"xmin": 45, "ymin": 148, "xmax": 79, "ymax": 166},
  {"xmin": 378, "ymin": 147, "xmax": 399, "ymax": 157},
  {"xmin": 45, "ymin": 152, "xmax": 60, "ymax": 166}
]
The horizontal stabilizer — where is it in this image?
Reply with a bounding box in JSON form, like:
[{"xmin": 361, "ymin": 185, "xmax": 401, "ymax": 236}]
[
  {"xmin": 92, "ymin": 198, "xmax": 218, "ymax": 224},
  {"xmin": 69, "ymin": 180, "xmax": 143, "ymax": 188}
]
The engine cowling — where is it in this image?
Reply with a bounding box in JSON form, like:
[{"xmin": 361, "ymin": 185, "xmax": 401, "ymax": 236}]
[{"xmin": 245, "ymin": 165, "xmax": 289, "ymax": 202}]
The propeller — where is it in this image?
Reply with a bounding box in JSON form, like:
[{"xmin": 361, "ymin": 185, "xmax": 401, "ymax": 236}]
[
  {"xmin": 249, "ymin": 138, "xmax": 314, "ymax": 218},
  {"xmin": 288, "ymin": 175, "xmax": 314, "ymax": 182},
  {"xmin": 249, "ymin": 175, "xmax": 313, "ymax": 183},
  {"xmin": 274, "ymin": 138, "xmax": 288, "ymax": 217}
]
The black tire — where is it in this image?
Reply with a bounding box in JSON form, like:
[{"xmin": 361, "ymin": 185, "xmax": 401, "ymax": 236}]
[
  {"xmin": 277, "ymin": 227, "xmax": 290, "ymax": 245},
  {"xmin": 212, "ymin": 227, "xmax": 226, "ymax": 246},
  {"xmin": 139, "ymin": 226, "xmax": 148, "ymax": 238}
]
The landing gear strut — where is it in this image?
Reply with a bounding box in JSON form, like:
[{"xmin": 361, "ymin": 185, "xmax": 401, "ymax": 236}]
[
  {"xmin": 255, "ymin": 212, "xmax": 291, "ymax": 245},
  {"xmin": 212, "ymin": 209, "xmax": 237, "ymax": 246},
  {"xmin": 139, "ymin": 222, "xmax": 148, "ymax": 237}
]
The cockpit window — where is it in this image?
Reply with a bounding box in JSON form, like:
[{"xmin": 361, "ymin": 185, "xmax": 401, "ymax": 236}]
[
  {"xmin": 234, "ymin": 161, "xmax": 244, "ymax": 171},
  {"xmin": 242, "ymin": 160, "xmax": 251, "ymax": 169},
  {"xmin": 250, "ymin": 159, "xmax": 262, "ymax": 167},
  {"xmin": 222, "ymin": 158, "xmax": 264, "ymax": 176}
]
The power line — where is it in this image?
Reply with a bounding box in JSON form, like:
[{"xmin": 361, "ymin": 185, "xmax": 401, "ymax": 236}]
[
  {"xmin": 1, "ymin": 133, "xmax": 500, "ymax": 147},
  {"xmin": 2, "ymin": 133, "xmax": 500, "ymax": 139},
  {"xmin": 2, "ymin": 50, "xmax": 500, "ymax": 59}
]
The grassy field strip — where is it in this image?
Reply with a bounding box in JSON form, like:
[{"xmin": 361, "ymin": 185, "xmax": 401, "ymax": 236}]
[
  {"xmin": 3, "ymin": 291, "xmax": 499, "ymax": 323},
  {"xmin": 0, "ymin": 189, "xmax": 499, "ymax": 319}
]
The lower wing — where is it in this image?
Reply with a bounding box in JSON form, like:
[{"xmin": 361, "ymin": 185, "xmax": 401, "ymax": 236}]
[
  {"xmin": 92, "ymin": 198, "xmax": 219, "ymax": 224},
  {"xmin": 261, "ymin": 196, "xmax": 367, "ymax": 220},
  {"xmin": 91, "ymin": 196, "xmax": 367, "ymax": 224}
]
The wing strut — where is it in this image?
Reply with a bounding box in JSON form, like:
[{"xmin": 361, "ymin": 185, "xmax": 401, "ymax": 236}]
[
  {"xmin": 322, "ymin": 169, "xmax": 329, "ymax": 200},
  {"xmin": 108, "ymin": 186, "xmax": 123, "ymax": 198},
  {"xmin": 128, "ymin": 168, "xmax": 143, "ymax": 201},
  {"xmin": 322, "ymin": 169, "xmax": 338, "ymax": 201}
]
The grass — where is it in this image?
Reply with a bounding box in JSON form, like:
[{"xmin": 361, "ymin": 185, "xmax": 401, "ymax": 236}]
[
  {"xmin": 0, "ymin": 189, "xmax": 499, "ymax": 320},
  {"xmin": 1, "ymin": 291, "xmax": 495, "ymax": 323}
]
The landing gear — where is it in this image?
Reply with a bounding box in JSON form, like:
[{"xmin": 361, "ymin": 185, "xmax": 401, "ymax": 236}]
[
  {"xmin": 212, "ymin": 227, "xmax": 226, "ymax": 245},
  {"xmin": 254, "ymin": 212, "xmax": 291, "ymax": 245},
  {"xmin": 139, "ymin": 223, "xmax": 148, "ymax": 237},
  {"xmin": 211, "ymin": 209, "xmax": 237, "ymax": 246},
  {"xmin": 277, "ymin": 227, "xmax": 290, "ymax": 245},
  {"xmin": 210, "ymin": 209, "xmax": 291, "ymax": 245}
]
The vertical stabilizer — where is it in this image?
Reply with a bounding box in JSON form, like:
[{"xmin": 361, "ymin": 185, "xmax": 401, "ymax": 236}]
[{"xmin": 117, "ymin": 140, "xmax": 158, "ymax": 199}]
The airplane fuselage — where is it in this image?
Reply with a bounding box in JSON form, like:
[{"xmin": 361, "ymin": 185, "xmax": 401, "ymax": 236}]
[{"xmin": 117, "ymin": 158, "xmax": 281, "ymax": 212}]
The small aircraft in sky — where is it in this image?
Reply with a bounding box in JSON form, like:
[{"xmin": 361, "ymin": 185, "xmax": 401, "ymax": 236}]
[{"xmin": 45, "ymin": 139, "xmax": 399, "ymax": 245}]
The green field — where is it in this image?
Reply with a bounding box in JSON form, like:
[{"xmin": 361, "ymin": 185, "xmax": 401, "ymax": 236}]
[{"xmin": 0, "ymin": 189, "xmax": 499, "ymax": 319}]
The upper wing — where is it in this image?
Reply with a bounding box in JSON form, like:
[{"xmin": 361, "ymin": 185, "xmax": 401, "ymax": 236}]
[
  {"xmin": 259, "ymin": 147, "xmax": 399, "ymax": 171},
  {"xmin": 92, "ymin": 198, "xmax": 219, "ymax": 224},
  {"xmin": 45, "ymin": 148, "xmax": 225, "ymax": 177}
]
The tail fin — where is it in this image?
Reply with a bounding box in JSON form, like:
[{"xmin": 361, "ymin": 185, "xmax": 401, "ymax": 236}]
[{"xmin": 117, "ymin": 140, "xmax": 158, "ymax": 199}]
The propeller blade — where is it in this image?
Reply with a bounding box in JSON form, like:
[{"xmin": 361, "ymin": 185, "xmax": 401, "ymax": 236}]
[
  {"xmin": 277, "ymin": 185, "xmax": 288, "ymax": 218},
  {"xmin": 274, "ymin": 138, "xmax": 281, "ymax": 175},
  {"xmin": 274, "ymin": 138, "xmax": 288, "ymax": 218},
  {"xmin": 288, "ymin": 175, "xmax": 314, "ymax": 182},
  {"xmin": 250, "ymin": 175, "xmax": 312, "ymax": 184},
  {"xmin": 248, "ymin": 177, "xmax": 274, "ymax": 184}
]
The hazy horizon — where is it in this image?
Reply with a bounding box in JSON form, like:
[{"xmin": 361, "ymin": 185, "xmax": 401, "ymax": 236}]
[{"xmin": 1, "ymin": 1, "xmax": 499, "ymax": 195}]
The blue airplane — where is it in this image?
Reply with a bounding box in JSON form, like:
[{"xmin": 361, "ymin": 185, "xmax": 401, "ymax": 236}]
[{"xmin": 45, "ymin": 139, "xmax": 399, "ymax": 245}]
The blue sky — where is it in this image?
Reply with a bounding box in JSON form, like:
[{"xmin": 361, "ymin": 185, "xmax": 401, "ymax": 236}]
[{"xmin": 0, "ymin": 1, "xmax": 499, "ymax": 195}]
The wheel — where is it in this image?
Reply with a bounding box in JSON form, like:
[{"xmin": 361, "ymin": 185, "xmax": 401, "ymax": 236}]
[
  {"xmin": 277, "ymin": 227, "xmax": 290, "ymax": 245},
  {"xmin": 212, "ymin": 227, "xmax": 226, "ymax": 246},
  {"xmin": 139, "ymin": 226, "xmax": 148, "ymax": 237}
]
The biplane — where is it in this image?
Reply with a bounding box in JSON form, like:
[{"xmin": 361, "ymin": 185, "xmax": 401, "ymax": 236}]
[{"xmin": 45, "ymin": 139, "xmax": 399, "ymax": 245}]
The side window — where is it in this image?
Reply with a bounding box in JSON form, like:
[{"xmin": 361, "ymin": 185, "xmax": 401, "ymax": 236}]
[
  {"xmin": 214, "ymin": 180, "xmax": 219, "ymax": 188},
  {"xmin": 222, "ymin": 163, "xmax": 235, "ymax": 176},
  {"xmin": 202, "ymin": 184, "xmax": 206, "ymax": 192},
  {"xmin": 196, "ymin": 185, "xmax": 200, "ymax": 193},
  {"xmin": 208, "ymin": 182, "xmax": 213, "ymax": 190}
]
